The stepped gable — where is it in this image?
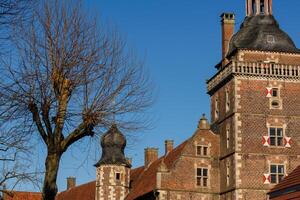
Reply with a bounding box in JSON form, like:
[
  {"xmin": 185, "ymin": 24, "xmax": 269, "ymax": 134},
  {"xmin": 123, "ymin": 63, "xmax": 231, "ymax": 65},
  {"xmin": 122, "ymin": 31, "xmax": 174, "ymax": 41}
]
[{"xmin": 227, "ymin": 15, "xmax": 300, "ymax": 56}]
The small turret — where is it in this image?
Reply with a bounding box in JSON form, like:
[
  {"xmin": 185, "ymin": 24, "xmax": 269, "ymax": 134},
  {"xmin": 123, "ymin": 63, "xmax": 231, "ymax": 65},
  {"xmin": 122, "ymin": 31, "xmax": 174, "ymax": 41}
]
[
  {"xmin": 95, "ymin": 124, "xmax": 131, "ymax": 200},
  {"xmin": 95, "ymin": 124, "xmax": 131, "ymax": 167}
]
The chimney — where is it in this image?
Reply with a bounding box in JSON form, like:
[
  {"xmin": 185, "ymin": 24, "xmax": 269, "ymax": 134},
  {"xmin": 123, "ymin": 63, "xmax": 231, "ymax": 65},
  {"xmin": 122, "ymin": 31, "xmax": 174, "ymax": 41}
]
[
  {"xmin": 165, "ymin": 140, "xmax": 174, "ymax": 155},
  {"xmin": 67, "ymin": 177, "xmax": 76, "ymax": 190},
  {"xmin": 221, "ymin": 13, "xmax": 235, "ymax": 59},
  {"xmin": 144, "ymin": 148, "xmax": 158, "ymax": 167}
]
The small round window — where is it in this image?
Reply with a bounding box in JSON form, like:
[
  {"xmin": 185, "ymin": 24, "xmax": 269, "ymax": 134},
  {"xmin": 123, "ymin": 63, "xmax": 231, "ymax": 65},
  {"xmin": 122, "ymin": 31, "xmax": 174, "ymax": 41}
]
[{"xmin": 271, "ymin": 100, "xmax": 280, "ymax": 108}]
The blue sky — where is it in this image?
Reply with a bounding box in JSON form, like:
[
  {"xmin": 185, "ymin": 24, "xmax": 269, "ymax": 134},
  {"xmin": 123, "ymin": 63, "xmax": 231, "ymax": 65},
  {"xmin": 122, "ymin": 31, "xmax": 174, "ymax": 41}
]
[{"xmin": 25, "ymin": 0, "xmax": 300, "ymax": 192}]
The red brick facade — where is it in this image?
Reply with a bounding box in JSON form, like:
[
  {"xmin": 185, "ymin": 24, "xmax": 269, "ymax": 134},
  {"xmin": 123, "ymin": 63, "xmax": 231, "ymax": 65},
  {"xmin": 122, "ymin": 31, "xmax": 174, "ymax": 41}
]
[{"xmin": 4, "ymin": 1, "xmax": 300, "ymax": 200}]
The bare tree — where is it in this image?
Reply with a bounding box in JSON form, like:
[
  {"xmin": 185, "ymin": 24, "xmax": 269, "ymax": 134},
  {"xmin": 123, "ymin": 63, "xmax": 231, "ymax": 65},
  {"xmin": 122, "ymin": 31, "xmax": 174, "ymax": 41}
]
[
  {"xmin": 0, "ymin": 1, "xmax": 152, "ymax": 200},
  {"xmin": 0, "ymin": 125, "xmax": 40, "ymax": 198},
  {"xmin": 0, "ymin": 0, "xmax": 40, "ymax": 197},
  {"xmin": 0, "ymin": 0, "xmax": 35, "ymax": 39}
]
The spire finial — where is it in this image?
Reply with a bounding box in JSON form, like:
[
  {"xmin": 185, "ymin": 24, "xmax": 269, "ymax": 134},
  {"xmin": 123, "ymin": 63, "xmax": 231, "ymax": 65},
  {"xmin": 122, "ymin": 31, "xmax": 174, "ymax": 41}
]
[{"xmin": 198, "ymin": 113, "xmax": 210, "ymax": 130}]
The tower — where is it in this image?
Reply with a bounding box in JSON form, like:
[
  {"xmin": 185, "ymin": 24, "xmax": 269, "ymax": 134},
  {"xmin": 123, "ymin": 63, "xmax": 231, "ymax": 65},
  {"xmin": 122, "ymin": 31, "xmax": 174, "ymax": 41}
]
[
  {"xmin": 207, "ymin": 1, "xmax": 300, "ymax": 199},
  {"xmin": 95, "ymin": 124, "xmax": 131, "ymax": 200}
]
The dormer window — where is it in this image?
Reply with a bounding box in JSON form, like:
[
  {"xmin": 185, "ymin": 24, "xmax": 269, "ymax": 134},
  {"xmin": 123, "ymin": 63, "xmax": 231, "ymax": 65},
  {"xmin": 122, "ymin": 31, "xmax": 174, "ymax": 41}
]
[{"xmin": 196, "ymin": 145, "xmax": 209, "ymax": 156}]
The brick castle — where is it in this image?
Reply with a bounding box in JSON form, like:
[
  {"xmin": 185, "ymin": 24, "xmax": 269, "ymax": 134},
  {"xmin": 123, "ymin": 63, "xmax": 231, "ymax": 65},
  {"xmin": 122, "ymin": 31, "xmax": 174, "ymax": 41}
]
[{"xmin": 4, "ymin": 0, "xmax": 300, "ymax": 200}]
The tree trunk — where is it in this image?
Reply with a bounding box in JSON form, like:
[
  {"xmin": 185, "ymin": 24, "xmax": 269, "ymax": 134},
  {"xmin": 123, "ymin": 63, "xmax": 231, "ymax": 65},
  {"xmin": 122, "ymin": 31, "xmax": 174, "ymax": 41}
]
[{"xmin": 42, "ymin": 152, "xmax": 61, "ymax": 200}]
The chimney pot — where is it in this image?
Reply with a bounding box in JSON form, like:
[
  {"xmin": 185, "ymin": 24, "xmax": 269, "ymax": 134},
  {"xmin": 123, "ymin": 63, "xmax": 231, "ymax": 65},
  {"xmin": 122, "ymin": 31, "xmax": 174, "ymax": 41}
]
[
  {"xmin": 67, "ymin": 177, "xmax": 76, "ymax": 190},
  {"xmin": 144, "ymin": 148, "xmax": 158, "ymax": 167},
  {"xmin": 165, "ymin": 140, "xmax": 174, "ymax": 155}
]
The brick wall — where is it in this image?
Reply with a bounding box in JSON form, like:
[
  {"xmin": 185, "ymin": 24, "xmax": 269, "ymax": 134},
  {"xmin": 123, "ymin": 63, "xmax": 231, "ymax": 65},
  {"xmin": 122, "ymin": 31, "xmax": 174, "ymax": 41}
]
[
  {"xmin": 209, "ymin": 50, "xmax": 300, "ymax": 200},
  {"xmin": 96, "ymin": 165, "xmax": 130, "ymax": 200},
  {"xmin": 157, "ymin": 129, "xmax": 220, "ymax": 199}
]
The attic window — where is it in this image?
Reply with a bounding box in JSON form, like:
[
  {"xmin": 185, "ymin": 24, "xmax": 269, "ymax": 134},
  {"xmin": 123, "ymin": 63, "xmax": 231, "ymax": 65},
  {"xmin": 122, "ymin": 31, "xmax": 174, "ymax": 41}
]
[
  {"xmin": 267, "ymin": 35, "xmax": 275, "ymax": 44},
  {"xmin": 196, "ymin": 145, "xmax": 209, "ymax": 156}
]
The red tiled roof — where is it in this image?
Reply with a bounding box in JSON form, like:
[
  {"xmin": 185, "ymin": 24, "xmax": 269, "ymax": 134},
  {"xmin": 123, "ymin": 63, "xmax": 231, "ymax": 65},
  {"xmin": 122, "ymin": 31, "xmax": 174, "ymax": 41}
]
[
  {"xmin": 55, "ymin": 181, "xmax": 95, "ymax": 200},
  {"xmin": 270, "ymin": 165, "xmax": 300, "ymax": 193},
  {"xmin": 3, "ymin": 191, "xmax": 42, "ymax": 200},
  {"xmin": 125, "ymin": 140, "xmax": 188, "ymax": 200}
]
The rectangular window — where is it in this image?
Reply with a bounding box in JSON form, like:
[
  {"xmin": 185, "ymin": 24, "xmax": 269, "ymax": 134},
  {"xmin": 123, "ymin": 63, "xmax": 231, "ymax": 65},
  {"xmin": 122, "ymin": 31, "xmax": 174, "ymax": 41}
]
[
  {"xmin": 197, "ymin": 168, "xmax": 208, "ymax": 187},
  {"xmin": 203, "ymin": 147, "xmax": 208, "ymax": 156},
  {"xmin": 215, "ymin": 98, "xmax": 219, "ymax": 120},
  {"xmin": 226, "ymin": 129, "xmax": 230, "ymax": 149},
  {"xmin": 226, "ymin": 163, "xmax": 230, "ymax": 186},
  {"xmin": 226, "ymin": 90, "xmax": 230, "ymax": 112},
  {"xmin": 272, "ymin": 88, "xmax": 278, "ymax": 97},
  {"xmin": 260, "ymin": 0, "xmax": 265, "ymax": 14},
  {"xmin": 270, "ymin": 164, "xmax": 285, "ymax": 184},
  {"xmin": 115, "ymin": 172, "xmax": 121, "ymax": 181},
  {"xmin": 196, "ymin": 146, "xmax": 201, "ymax": 155},
  {"xmin": 269, "ymin": 127, "xmax": 283, "ymax": 146},
  {"xmin": 196, "ymin": 146, "xmax": 209, "ymax": 156}
]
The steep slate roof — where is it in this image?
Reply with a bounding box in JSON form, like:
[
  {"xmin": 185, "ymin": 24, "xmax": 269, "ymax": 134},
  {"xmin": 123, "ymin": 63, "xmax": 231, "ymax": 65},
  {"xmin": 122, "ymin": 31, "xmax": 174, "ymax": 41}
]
[
  {"xmin": 268, "ymin": 165, "xmax": 300, "ymax": 199},
  {"xmin": 3, "ymin": 191, "xmax": 42, "ymax": 200},
  {"xmin": 125, "ymin": 140, "xmax": 188, "ymax": 200},
  {"xmin": 95, "ymin": 124, "xmax": 131, "ymax": 168},
  {"xmin": 227, "ymin": 15, "xmax": 300, "ymax": 57},
  {"xmin": 55, "ymin": 181, "xmax": 95, "ymax": 200}
]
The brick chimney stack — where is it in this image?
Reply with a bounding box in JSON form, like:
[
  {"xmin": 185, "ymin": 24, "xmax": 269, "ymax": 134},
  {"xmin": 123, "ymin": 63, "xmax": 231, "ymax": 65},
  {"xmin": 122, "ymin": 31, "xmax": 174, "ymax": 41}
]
[
  {"xmin": 221, "ymin": 13, "xmax": 235, "ymax": 59},
  {"xmin": 67, "ymin": 177, "xmax": 76, "ymax": 190},
  {"xmin": 165, "ymin": 140, "xmax": 174, "ymax": 155},
  {"xmin": 144, "ymin": 148, "xmax": 158, "ymax": 167}
]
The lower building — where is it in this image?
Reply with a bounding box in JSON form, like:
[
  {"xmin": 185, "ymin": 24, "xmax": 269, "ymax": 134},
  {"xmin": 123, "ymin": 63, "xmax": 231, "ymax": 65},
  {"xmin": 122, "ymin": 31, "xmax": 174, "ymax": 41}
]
[{"xmin": 268, "ymin": 165, "xmax": 300, "ymax": 200}]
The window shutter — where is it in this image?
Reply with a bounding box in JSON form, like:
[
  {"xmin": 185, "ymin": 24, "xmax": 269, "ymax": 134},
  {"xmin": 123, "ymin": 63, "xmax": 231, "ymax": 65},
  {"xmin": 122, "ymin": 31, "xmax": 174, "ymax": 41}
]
[
  {"xmin": 262, "ymin": 136, "xmax": 270, "ymax": 147},
  {"xmin": 266, "ymin": 87, "xmax": 272, "ymax": 98},
  {"xmin": 263, "ymin": 174, "xmax": 271, "ymax": 184},
  {"xmin": 284, "ymin": 137, "xmax": 291, "ymax": 148}
]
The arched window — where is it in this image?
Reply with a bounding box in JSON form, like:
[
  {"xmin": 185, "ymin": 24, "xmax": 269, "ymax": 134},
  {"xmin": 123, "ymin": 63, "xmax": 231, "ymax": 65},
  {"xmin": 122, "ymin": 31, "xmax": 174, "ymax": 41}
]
[
  {"xmin": 252, "ymin": 0, "xmax": 257, "ymax": 14},
  {"xmin": 260, "ymin": 0, "xmax": 265, "ymax": 14}
]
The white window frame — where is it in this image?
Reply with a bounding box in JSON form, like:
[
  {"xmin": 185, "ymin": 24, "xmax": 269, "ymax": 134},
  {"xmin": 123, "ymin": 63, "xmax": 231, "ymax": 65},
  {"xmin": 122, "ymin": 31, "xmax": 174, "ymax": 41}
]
[
  {"xmin": 269, "ymin": 87, "xmax": 282, "ymax": 110},
  {"xmin": 270, "ymin": 164, "xmax": 285, "ymax": 184},
  {"xmin": 196, "ymin": 145, "xmax": 209, "ymax": 156},
  {"xmin": 196, "ymin": 168, "xmax": 209, "ymax": 187},
  {"xmin": 269, "ymin": 127, "xmax": 284, "ymax": 147},
  {"xmin": 115, "ymin": 172, "xmax": 121, "ymax": 181}
]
